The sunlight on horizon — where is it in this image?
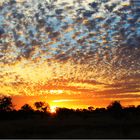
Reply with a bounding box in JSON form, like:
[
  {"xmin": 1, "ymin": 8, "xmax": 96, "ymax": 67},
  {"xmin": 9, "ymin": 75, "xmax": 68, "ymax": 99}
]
[{"xmin": 49, "ymin": 106, "xmax": 57, "ymax": 113}]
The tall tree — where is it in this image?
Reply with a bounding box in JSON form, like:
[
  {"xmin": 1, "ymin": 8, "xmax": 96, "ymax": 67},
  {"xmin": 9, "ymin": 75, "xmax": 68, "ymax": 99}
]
[{"xmin": 0, "ymin": 96, "xmax": 14, "ymax": 111}]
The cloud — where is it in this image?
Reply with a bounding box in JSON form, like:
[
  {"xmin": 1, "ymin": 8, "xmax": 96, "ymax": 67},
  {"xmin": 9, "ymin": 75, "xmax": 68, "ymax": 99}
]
[
  {"xmin": 0, "ymin": 0, "xmax": 140, "ymax": 105},
  {"xmin": 52, "ymin": 99, "xmax": 75, "ymax": 103}
]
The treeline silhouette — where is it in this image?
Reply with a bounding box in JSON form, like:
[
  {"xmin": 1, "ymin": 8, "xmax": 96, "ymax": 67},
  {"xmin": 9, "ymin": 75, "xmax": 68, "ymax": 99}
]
[
  {"xmin": 0, "ymin": 96, "xmax": 140, "ymax": 120},
  {"xmin": 1, "ymin": 96, "xmax": 140, "ymax": 138}
]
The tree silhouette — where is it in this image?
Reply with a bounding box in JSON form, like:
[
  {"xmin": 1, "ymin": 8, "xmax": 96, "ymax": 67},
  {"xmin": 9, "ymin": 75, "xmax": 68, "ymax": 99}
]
[
  {"xmin": 137, "ymin": 105, "xmax": 140, "ymax": 109},
  {"xmin": 107, "ymin": 101, "xmax": 122, "ymax": 111},
  {"xmin": 20, "ymin": 104, "xmax": 34, "ymax": 112},
  {"xmin": 88, "ymin": 106, "xmax": 94, "ymax": 111},
  {"xmin": 0, "ymin": 96, "xmax": 14, "ymax": 112},
  {"xmin": 107, "ymin": 101, "xmax": 123, "ymax": 119},
  {"xmin": 34, "ymin": 101, "xmax": 49, "ymax": 112}
]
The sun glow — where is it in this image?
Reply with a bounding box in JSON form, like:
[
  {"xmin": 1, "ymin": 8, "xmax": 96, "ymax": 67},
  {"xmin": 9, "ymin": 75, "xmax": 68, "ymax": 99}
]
[{"xmin": 50, "ymin": 106, "xmax": 57, "ymax": 113}]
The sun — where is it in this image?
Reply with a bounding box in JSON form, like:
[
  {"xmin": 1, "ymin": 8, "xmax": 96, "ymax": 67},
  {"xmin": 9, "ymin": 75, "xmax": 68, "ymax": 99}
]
[{"xmin": 50, "ymin": 106, "xmax": 57, "ymax": 113}]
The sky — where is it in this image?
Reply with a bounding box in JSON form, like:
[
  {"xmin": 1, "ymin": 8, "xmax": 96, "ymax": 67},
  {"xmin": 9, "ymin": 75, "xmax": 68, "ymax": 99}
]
[{"xmin": 0, "ymin": 0, "xmax": 140, "ymax": 109}]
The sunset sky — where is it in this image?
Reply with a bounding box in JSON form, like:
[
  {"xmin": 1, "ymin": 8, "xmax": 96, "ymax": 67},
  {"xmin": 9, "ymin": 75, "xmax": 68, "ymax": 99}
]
[{"xmin": 0, "ymin": 0, "xmax": 140, "ymax": 109}]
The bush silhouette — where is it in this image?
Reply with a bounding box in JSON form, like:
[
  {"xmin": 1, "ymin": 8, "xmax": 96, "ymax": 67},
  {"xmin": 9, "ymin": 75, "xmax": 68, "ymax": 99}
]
[
  {"xmin": 0, "ymin": 96, "xmax": 14, "ymax": 112},
  {"xmin": 20, "ymin": 104, "xmax": 34, "ymax": 112}
]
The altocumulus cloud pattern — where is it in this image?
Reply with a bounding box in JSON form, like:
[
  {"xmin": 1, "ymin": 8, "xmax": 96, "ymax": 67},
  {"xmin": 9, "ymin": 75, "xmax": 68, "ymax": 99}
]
[{"xmin": 0, "ymin": 0, "xmax": 140, "ymax": 100}]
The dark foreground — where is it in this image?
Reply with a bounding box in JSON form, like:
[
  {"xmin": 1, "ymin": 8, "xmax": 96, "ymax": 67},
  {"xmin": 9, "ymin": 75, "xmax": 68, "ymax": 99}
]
[{"xmin": 0, "ymin": 109, "xmax": 140, "ymax": 138}]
